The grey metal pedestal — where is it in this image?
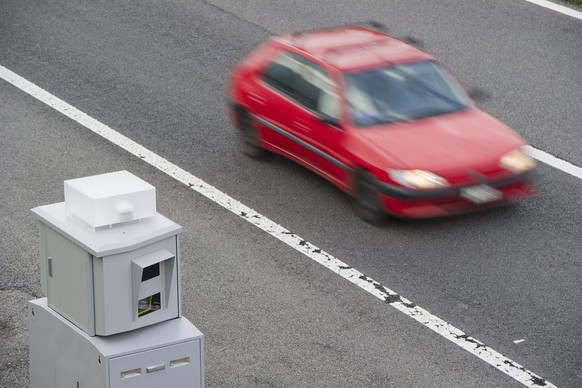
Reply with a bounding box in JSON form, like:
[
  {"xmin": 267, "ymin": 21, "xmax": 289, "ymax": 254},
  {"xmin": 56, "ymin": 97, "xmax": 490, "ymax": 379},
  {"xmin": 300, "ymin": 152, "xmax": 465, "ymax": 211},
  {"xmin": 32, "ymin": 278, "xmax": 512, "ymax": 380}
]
[{"xmin": 28, "ymin": 298, "xmax": 204, "ymax": 388}]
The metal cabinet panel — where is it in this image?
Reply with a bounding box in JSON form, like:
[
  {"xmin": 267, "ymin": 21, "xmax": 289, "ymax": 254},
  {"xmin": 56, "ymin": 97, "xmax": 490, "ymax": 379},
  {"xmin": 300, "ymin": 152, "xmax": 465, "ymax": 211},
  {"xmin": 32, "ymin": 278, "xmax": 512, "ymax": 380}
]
[
  {"xmin": 93, "ymin": 237, "xmax": 180, "ymax": 336},
  {"xmin": 56, "ymin": 365, "xmax": 79, "ymax": 388},
  {"xmin": 45, "ymin": 226, "xmax": 95, "ymax": 334},
  {"xmin": 109, "ymin": 340, "xmax": 201, "ymax": 388}
]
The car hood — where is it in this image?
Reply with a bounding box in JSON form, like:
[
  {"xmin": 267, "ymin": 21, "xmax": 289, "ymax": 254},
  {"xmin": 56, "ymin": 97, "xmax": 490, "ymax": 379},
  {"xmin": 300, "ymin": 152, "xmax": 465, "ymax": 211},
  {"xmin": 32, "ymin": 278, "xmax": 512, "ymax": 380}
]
[{"xmin": 357, "ymin": 108, "xmax": 526, "ymax": 173}]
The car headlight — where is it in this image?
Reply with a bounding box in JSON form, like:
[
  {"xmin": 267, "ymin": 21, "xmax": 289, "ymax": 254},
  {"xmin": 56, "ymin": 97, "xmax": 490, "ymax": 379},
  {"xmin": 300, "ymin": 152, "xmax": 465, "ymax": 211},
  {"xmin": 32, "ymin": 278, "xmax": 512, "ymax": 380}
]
[
  {"xmin": 499, "ymin": 148, "xmax": 536, "ymax": 174},
  {"xmin": 389, "ymin": 169, "xmax": 449, "ymax": 189}
]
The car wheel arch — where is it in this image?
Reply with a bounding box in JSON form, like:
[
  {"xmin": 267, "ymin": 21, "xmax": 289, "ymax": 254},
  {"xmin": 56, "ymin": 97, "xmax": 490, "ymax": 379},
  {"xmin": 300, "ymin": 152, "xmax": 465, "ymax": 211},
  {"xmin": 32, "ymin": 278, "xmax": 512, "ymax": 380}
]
[
  {"xmin": 237, "ymin": 108, "xmax": 270, "ymax": 159},
  {"xmin": 353, "ymin": 168, "xmax": 387, "ymax": 224},
  {"xmin": 231, "ymin": 102, "xmax": 257, "ymax": 131},
  {"xmin": 351, "ymin": 166, "xmax": 380, "ymax": 194}
]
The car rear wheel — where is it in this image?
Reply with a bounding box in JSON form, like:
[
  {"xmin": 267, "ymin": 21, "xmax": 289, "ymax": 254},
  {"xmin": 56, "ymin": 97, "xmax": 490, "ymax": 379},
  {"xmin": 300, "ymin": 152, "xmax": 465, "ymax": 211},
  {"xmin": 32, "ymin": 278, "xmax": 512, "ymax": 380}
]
[
  {"xmin": 239, "ymin": 110, "xmax": 269, "ymax": 159},
  {"xmin": 355, "ymin": 170, "xmax": 386, "ymax": 224}
]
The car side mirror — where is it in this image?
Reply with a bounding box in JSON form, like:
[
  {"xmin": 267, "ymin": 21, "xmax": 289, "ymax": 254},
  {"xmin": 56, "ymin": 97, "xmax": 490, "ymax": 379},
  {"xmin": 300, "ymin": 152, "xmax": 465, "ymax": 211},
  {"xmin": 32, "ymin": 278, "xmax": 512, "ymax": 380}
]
[
  {"xmin": 318, "ymin": 114, "xmax": 342, "ymax": 129},
  {"xmin": 400, "ymin": 36, "xmax": 424, "ymax": 49},
  {"xmin": 468, "ymin": 87, "xmax": 490, "ymax": 103}
]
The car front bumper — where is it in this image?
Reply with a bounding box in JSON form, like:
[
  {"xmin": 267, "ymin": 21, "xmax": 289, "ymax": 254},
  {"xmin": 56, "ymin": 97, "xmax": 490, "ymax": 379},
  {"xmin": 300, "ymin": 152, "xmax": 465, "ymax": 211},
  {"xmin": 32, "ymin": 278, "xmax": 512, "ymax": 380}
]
[{"xmin": 376, "ymin": 172, "xmax": 536, "ymax": 219}]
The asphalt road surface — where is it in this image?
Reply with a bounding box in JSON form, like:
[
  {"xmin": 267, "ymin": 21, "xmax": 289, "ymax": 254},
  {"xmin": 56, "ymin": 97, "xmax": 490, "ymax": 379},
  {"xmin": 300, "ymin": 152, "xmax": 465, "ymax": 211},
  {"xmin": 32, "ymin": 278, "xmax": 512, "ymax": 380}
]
[{"xmin": 0, "ymin": 1, "xmax": 580, "ymax": 387}]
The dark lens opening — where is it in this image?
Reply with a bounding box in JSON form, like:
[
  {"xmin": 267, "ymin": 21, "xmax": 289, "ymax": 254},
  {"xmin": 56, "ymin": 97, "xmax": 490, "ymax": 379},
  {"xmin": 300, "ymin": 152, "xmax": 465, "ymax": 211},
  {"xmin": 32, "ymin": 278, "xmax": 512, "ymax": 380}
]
[{"xmin": 141, "ymin": 263, "xmax": 160, "ymax": 282}]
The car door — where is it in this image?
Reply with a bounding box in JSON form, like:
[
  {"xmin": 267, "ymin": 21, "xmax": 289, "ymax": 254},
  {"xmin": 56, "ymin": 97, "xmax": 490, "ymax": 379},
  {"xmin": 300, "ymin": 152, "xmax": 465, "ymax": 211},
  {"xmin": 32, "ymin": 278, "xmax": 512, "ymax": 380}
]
[
  {"xmin": 296, "ymin": 60, "xmax": 351, "ymax": 187},
  {"xmin": 255, "ymin": 51, "xmax": 350, "ymax": 186},
  {"xmin": 252, "ymin": 51, "xmax": 311, "ymax": 159}
]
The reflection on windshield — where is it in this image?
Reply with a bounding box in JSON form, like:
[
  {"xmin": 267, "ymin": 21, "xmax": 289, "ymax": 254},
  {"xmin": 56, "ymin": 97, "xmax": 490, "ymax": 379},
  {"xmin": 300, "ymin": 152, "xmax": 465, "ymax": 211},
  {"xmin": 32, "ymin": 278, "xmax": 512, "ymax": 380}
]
[{"xmin": 345, "ymin": 60, "xmax": 471, "ymax": 127}]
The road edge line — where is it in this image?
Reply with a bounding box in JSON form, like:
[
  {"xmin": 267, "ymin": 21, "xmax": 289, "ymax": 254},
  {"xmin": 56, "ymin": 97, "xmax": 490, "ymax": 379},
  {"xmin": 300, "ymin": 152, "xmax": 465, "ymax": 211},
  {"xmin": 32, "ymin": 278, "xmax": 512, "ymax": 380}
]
[{"xmin": 525, "ymin": 0, "xmax": 582, "ymax": 20}]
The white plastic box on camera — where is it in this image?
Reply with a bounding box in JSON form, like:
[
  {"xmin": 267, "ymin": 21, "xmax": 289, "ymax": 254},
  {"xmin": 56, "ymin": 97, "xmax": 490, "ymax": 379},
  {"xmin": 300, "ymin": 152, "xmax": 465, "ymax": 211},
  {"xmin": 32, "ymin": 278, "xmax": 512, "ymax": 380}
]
[{"xmin": 64, "ymin": 170, "xmax": 156, "ymax": 228}]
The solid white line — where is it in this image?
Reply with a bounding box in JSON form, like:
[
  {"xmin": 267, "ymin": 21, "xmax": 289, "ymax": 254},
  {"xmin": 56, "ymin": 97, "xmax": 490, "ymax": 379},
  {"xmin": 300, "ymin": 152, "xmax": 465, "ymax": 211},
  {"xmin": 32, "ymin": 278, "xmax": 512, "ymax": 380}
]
[
  {"xmin": 524, "ymin": 0, "xmax": 582, "ymax": 20},
  {"xmin": 0, "ymin": 64, "xmax": 557, "ymax": 387},
  {"xmin": 525, "ymin": 145, "xmax": 582, "ymax": 180}
]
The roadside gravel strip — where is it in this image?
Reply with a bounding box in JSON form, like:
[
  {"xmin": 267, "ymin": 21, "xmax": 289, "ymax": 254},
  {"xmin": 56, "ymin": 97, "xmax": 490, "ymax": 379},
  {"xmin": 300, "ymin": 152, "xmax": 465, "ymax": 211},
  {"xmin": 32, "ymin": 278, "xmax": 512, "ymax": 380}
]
[
  {"xmin": 2, "ymin": 64, "xmax": 569, "ymax": 387},
  {"xmin": 0, "ymin": 290, "xmax": 30, "ymax": 388}
]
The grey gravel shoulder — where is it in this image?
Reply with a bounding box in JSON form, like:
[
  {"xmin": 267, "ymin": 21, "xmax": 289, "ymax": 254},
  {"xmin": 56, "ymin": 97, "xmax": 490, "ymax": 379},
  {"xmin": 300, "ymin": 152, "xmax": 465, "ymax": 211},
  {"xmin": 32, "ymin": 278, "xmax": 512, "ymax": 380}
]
[{"xmin": 0, "ymin": 290, "xmax": 32, "ymax": 388}]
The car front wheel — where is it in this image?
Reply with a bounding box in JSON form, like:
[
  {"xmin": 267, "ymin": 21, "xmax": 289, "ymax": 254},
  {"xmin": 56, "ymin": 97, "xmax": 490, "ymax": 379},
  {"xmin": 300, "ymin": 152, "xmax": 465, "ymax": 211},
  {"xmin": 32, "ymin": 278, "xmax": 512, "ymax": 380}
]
[
  {"xmin": 239, "ymin": 110, "xmax": 269, "ymax": 159},
  {"xmin": 355, "ymin": 170, "xmax": 386, "ymax": 224}
]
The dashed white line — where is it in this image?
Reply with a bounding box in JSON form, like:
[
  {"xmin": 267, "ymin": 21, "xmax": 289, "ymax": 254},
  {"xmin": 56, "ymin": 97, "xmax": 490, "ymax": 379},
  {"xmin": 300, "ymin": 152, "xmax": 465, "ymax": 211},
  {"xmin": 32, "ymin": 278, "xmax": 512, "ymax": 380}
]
[
  {"xmin": 0, "ymin": 64, "xmax": 560, "ymax": 387},
  {"xmin": 524, "ymin": 0, "xmax": 582, "ymax": 20}
]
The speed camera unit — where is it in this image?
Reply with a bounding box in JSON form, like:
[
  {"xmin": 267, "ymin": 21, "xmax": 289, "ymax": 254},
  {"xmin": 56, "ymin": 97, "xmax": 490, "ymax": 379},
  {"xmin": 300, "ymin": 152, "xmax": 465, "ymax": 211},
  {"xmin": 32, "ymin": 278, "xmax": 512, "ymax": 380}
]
[
  {"xmin": 28, "ymin": 171, "xmax": 204, "ymax": 388},
  {"xmin": 31, "ymin": 171, "xmax": 181, "ymax": 336}
]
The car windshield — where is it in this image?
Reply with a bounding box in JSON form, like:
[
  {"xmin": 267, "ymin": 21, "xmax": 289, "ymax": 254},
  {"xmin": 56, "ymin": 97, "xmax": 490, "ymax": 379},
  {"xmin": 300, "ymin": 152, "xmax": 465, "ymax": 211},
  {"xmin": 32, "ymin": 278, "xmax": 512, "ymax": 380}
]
[{"xmin": 344, "ymin": 60, "xmax": 472, "ymax": 127}]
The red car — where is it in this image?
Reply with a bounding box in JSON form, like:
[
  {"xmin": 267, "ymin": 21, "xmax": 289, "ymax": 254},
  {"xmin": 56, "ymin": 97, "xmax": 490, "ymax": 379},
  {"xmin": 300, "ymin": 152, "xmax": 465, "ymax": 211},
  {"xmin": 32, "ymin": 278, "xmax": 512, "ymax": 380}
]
[{"xmin": 228, "ymin": 23, "xmax": 536, "ymax": 223}]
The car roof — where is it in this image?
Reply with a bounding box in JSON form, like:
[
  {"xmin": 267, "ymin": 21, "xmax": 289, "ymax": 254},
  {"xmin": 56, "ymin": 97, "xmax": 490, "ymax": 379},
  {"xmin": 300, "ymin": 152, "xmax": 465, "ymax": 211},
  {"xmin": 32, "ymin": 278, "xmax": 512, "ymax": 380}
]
[{"xmin": 276, "ymin": 25, "xmax": 434, "ymax": 72}]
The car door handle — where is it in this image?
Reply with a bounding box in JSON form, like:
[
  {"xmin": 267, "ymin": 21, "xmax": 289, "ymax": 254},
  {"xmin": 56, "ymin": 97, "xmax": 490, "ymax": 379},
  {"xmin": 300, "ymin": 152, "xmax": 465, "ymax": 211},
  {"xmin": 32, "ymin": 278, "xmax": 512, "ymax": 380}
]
[
  {"xmin": 247, "ymin": 92, "xmax": 266, "ymax": 105},
  {"xmin": 293, "ymin": 121, "xmax": 311, "ymax": 132}
]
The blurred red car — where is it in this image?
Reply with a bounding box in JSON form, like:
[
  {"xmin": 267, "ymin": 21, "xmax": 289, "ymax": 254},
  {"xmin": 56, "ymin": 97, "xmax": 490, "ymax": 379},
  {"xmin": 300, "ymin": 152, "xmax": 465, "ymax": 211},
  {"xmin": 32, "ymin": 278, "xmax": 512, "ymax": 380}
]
[{"xmin": 227, "ymin": 23, "xmax": 536, "ymax": 223}]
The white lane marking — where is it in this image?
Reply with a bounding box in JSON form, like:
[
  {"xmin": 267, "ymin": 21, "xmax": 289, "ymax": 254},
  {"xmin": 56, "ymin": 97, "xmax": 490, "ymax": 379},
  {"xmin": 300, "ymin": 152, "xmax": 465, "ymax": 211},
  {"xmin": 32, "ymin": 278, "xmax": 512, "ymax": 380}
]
[
  {"xmin": 0, "ymin": 64, "xmax": 557, "ymax": 387},
  {"xmin": 514, "ymin": 339, "xmax": 526, "ymax": 344},
  {"xmin": 524, "ymin": 0, "xmax": 582, "ymax": 20},
  {"xmin": 525, "ymin": 146, "xmax": 582, "ymax": 180}
]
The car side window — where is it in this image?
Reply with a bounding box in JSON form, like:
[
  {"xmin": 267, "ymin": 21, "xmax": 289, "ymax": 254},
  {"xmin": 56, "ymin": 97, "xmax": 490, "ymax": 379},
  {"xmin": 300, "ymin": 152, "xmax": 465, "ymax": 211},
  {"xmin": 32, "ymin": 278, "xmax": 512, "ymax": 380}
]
[
  {"xmin": 263, "ymin": 52, "xmax": 339, "ymax": 119},
  {"xmin": 263, "ymin": 56, "xmax": 299, "ymax": 98}
]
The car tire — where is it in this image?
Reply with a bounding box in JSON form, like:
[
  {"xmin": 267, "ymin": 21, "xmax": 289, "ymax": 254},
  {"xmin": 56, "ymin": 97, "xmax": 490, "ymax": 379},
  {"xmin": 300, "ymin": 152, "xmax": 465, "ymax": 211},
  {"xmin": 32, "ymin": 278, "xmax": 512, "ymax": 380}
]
[
  {"xmin": 239, "ymin": 110, "xmax": 269, "ymax": 159},
  {"xmin": 355, "ymin": 170, "xmax": 386, "ymax": 224}
]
